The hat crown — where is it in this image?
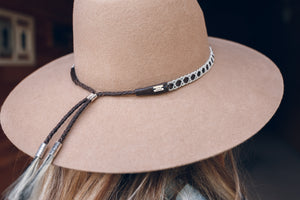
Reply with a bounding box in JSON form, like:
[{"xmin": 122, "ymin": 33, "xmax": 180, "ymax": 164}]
[{"xmin": 73, "ymin": 0, "xmax": 209, "ymax": 91}]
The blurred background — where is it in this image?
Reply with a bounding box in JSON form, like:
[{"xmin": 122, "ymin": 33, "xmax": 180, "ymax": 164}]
[{"xmin": 0, "ymin": 0, "xmax": 299, "ymax": 199}]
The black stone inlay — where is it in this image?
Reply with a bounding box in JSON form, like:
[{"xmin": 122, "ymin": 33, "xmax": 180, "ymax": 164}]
[
  {"xmin": 169, "ymin": 83, "xmax": 174, "ymax": 89},
  {"xmin": 176, "ymin": 80, "xmax": 182, "ymax": 86},
  {"xmin": 206, "ymin": 65, "xmax": 209, "ymax": 70},
  {"xmin": 197, "ymin": 71, "xmax": 201, "ymax": 77},
  {"xmin": 183, "ymin": 77, "xmax": 189, "ymax": 83},
  {"xmin": 202, "ymin": 68, "xmax": 206, "ymax": 73},
  {"xmin": 191, "ymin": 74, "xmax": 196, "ymax": 80},
  {"xmin": 209, "ymin": 61, "xmax": 212, "ymax": 66}
]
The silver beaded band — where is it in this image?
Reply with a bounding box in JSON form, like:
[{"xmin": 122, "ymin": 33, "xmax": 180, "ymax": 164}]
[
  {"xmin": 71, "ymin": 46, "xmax": 214, "ymax": 96},
  {"xmin": 167, "ymin": 46, "xmax": 214, "ymax": 91}
]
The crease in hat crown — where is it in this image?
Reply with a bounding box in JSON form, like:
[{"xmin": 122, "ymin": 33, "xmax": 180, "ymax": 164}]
[{"xmin": 73, "ymin": 0, "xmax": 210, "ymax": 91}]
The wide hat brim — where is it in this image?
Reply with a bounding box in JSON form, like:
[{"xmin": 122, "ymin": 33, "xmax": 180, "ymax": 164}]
[{"xmin": 0, "ymin": 37, "xmax": 283, "ymax": 173}]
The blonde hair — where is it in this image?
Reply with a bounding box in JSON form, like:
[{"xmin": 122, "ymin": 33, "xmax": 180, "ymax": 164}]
[{"xmin": 30, "ymin": 150, "xmax": 246, "ymax": 200}]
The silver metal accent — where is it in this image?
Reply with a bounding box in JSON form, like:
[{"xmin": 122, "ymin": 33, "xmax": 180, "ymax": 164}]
[
  {"xmin": 49, "ymin": 141, "xmax": 62, "ymax": 157},
  {"xmin": 71, "ymin": 64, "xmax": 75, "ymax": 68},
  {"xmin": 35, "ymin": 143, "xmax": 47, "ymax": 158},
  {"xmin": 87, "ymin": 93, "xmax": 98, "ymax": 102},
  {"xmin": 153, "ymin": 85, "xmax": 165, "ymax": 93},
  {"xmin": 168, "ymin": 46, "xmax": 214, "ymax": 91}
]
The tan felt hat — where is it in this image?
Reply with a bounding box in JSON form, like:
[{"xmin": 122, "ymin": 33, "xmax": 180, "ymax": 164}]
[{"xmin": 0, "ymin": 0, "xmax": 283, "ymax": 173}]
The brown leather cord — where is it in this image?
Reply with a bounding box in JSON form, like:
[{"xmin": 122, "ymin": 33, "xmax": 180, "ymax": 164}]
[
  {"xmin": 71, "ymin": 67, "xmax": 138, "ymax": 96},
  {"xmin": 97, "ymin": 90, "xmax": 136, "ymax": 97},
  {"xmin": 71, "ymin": 66, "xmax": 169, "ymax": 96},
  {"xmin": 41, "ymin": 68, "xmax": 138, "ymax": 147},
  {"xmin": 43, "ymin": 97, "xmax": 88, "ymax": 144},
  {"xmin": 71, "ymin": 67, "xmax": 96, "ymax": 94},
  {"xmin": 53, "ymin": 91, "xmax": 137, "ymax": 145},
  {"xmin": 42, "ymin": 66, "xmax": 170, "ymax": 146},
  {"xmin": 58, "ymin": 99, "xmax": 92, "ymax": 143}
]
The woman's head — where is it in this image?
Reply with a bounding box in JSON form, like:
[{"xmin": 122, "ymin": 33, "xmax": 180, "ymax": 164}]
[
  {"xmin": 36, "ymin": 150, "xmax": 245, "ymax": 200},
  {"xmin": 0, "ymin": 1, "xmax": 283, "ymax": 200}
]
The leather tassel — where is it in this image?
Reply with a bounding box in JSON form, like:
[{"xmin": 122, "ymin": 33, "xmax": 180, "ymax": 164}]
[
  {"xmin": 5, "ymin": 96, "xmax": 89, "ymax": 200},
  {"xmin": 20, "ymin": 142, "xmax": 62, "ymax": 200},
  {"xmin": 4, "ymin": 143, "xmax": 47, "ymax": 200}
]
